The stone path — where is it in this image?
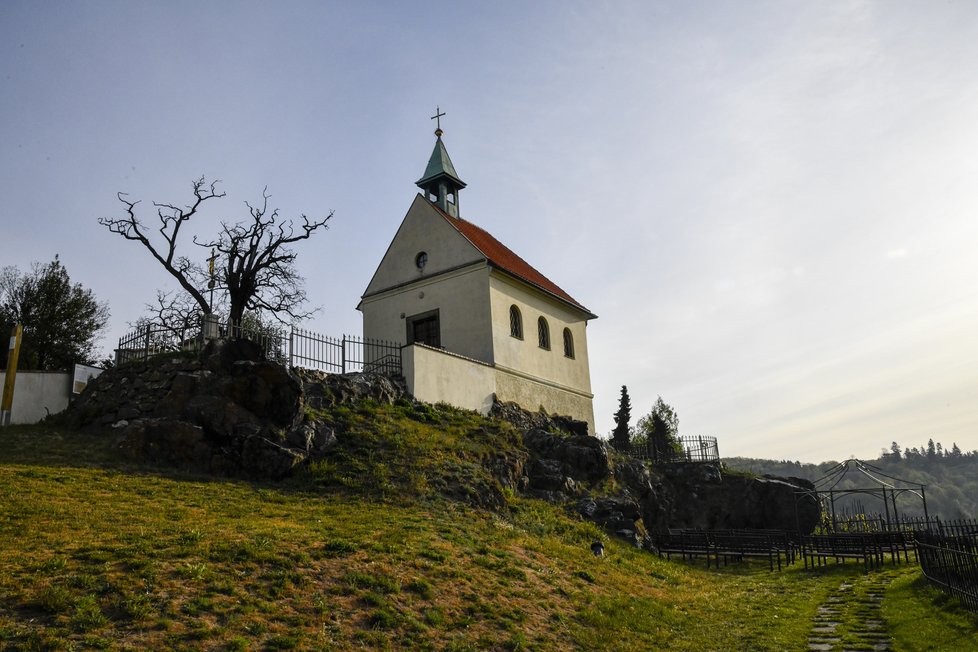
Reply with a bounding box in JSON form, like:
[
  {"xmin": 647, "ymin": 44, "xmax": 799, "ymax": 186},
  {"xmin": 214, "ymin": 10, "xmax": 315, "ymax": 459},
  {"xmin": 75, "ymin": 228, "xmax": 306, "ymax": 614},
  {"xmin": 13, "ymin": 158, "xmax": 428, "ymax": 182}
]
[{"xmin": 807, "ymin": 571, "xmax": 896, "ymax": 651}]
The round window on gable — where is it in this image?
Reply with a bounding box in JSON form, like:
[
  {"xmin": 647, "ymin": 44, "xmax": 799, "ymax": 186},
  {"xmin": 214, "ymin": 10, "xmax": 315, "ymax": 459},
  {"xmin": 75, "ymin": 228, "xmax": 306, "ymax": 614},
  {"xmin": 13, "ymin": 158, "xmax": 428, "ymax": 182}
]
[{"xmin": 415, "ymin": 251, "xmax": 428, "ymax": 270}]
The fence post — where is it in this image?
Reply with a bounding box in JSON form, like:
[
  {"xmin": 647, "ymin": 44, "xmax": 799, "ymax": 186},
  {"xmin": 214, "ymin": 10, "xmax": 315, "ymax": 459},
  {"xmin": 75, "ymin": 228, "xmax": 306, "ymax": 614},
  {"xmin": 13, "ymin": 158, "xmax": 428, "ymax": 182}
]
[
  {"xmin": 144, "ymin": 324, "xmax": 152, "ymax": 361},
  {"xmin": 341, "ymin": 335, "xmax": 347, "ymax": 374},
  {"xmin": 289, "ymin": 327, "xmax": 295, "ymax": 368}
]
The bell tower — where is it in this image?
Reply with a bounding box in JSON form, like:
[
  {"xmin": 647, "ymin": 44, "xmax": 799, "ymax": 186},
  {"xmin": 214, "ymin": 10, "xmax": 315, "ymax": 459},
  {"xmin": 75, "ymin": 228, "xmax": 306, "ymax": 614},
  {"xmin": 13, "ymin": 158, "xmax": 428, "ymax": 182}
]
[{"xmin": 415, "ymin": 107, "xmax": 466, "ymax": 218}]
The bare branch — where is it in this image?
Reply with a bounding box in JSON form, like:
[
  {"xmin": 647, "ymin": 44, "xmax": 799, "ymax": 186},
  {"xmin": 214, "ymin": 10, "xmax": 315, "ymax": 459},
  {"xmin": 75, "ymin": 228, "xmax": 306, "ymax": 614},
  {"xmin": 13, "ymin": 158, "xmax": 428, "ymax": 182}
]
[{"xmin": 99, "ymin": 178, "xmax": 226, "ymax": 314}]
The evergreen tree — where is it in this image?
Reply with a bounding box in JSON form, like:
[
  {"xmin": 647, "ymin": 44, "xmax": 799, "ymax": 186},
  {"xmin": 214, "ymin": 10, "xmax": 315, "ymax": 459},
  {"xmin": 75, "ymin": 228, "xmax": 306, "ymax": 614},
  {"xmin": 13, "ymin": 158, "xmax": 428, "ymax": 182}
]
[
  {"xmin": 0, "ymin": 257, "xmax": 109, "ymax": 370},
  {"xmin": 611, "ymin": 385, "xmax": 632, "ymax": 452},
  {"xmin": 927, "ymin": 438, "xmax": 937, "ymax": 460},
  {"xmin": 636, "ymin": 396, "xmax": 681, "ymax": 462},
  {"xmin": 890, "ymin": 442, "xmax": 902, "ymax": 460},
  {"xmin": 951, "ymin": 442, "xmax": 963, "ymax": 458}
]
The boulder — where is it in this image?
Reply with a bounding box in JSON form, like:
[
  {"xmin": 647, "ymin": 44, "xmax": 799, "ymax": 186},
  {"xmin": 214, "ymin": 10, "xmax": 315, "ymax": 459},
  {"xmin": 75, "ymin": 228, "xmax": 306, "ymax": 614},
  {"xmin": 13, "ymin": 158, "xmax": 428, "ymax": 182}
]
[
  {"xmin": 115, "ymin": 418, "xmax": 211, "ymax": 470},
  {"xmin": 239, "ymin": 434, "xmax": 307, "ymax": 479},
  {"xmin": 522, "ymin": 428, "xmax": 610, "ymax": 484},
  {"xmin": 577, "ymin": 497, "xmax": 644, "ymax": 547},
  {"xmin": 225, "ymin": 360, "xmax": 302, "ymax": 426},
  {"xmin": 527, "ymin": 458, "xmax": 576, "ymax": 493},
  {"xmin": 298, "ymin": 371, "xmax": 406, "ymax": 409},
  {"xmin": 489, "ymin": 400, "xmax": 589, "ymax": 437},
  {"xmin": 183, "ymin": 395, "xmax": 260, "ymax": 442}
]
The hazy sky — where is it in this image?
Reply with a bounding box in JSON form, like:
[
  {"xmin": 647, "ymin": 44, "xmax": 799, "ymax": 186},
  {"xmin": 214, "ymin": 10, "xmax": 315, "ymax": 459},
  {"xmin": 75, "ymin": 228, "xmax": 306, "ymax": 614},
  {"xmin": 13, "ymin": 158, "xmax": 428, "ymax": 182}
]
[{"xmin": 3, "ymin": 1, "xmax": 976, "ymax": 462}]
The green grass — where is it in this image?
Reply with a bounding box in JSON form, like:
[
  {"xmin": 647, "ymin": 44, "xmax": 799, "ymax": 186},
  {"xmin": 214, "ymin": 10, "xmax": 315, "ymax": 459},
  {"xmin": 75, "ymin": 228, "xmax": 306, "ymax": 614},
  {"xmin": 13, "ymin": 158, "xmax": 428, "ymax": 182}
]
[
  {"xmin": 0, "ymin": 406, "xmax": 976, "ymax": 650},
  {"xmin": 883, "ymin": 569, "xmax": 978, "ymax": 651}
]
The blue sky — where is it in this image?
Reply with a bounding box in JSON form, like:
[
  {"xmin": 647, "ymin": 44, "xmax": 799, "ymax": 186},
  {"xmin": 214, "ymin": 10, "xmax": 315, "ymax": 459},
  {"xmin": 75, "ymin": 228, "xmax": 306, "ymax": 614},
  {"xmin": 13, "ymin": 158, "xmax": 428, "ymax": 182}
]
[{"xmin": 3, "ymin": 1, "xmax": 977, "ymax": 462}]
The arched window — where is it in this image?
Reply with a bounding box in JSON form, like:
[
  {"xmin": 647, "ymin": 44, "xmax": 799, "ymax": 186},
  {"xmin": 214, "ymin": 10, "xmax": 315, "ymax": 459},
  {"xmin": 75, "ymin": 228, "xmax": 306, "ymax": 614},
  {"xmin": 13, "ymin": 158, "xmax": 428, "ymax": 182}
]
[
  {"xmin": 509, "ymin": 305, "xmax": 523, "ymax": 339},
  {"xmin": 538, "ymin": 317, "xmax": 550, "ymax": 350},
  {"xmin": 563, "ymin": 328, "xmax": 575, "ymax": 359}
]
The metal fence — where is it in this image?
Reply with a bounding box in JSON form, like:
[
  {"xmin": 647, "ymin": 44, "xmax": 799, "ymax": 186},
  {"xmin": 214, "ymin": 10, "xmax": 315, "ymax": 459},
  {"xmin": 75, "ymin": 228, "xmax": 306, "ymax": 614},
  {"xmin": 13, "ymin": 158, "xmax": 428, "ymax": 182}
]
[
  {"xmin": 820, "ymin": 515, "xmax": 978, "ymax": 536},
  {"xmin": 916, "ymin": 532, "xmax": 978, "ymax": 613},
  {"xmin": 115, "ymin": 322, "xmax": 202, "ymax": 363},
  {"xmin": 621, "ymin": 435, "xmax": 720, "ymax": 464},
  {"xmin": 117, "ymin": 320, "xmax": 403, "ymax": 377},
  {"xmin": 288, "ymin": 329, "xmax": 402, "ymax": 376}
]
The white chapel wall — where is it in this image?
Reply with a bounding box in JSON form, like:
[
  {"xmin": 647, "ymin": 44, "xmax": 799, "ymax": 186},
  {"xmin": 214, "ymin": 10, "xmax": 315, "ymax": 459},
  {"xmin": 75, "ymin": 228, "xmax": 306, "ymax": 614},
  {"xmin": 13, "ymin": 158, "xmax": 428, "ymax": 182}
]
[
  {"xmin": 363, "ymin": 195, "xmax": 483, "ymax": 297},
  {"xmin": 402, "ymin": 344, "xmax": 595, "ymax": 433},
  {"xmin": 493, "ymin": 366, "xmax": 596, "ymax": 433},
  {"xmin": 362, "ymin": 265, "xmax": 495, "ymax": 363},
  {"xmin": 402, "ymin": 344, "xmax": 497, "ymax": 414},
  {"xmin": 488, "ymin": 273, "xmax": 592, "ymax": 394}
]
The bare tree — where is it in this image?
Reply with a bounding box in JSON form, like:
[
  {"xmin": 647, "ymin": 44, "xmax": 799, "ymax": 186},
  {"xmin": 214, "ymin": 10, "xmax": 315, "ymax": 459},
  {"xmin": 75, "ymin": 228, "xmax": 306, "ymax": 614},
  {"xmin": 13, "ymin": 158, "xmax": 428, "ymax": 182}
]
[
  {"xmin": 134, "ymin": 289, "xmax": 212, "ymax": 338},
  {"xmin": 100, "ymin": 177, "xmax": 330, "ymax": 326},
  {"xmin": 195, "ymin": 187, "xmax": 330, "ymax": 325},
  {"xmin": 100, "ymin": 177, "xmax": 224, "ymax": 315}
]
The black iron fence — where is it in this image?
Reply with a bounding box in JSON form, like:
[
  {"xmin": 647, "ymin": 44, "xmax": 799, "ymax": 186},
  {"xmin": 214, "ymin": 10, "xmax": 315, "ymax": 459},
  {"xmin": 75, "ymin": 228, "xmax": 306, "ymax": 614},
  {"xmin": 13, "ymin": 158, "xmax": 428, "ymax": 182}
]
[
  {"xmin": 622, "ymin": 435, "xmax": 720, "ymax": 464},
  {"xmin": 117, "ymin": 320, "xmax": 402, "ymax": 377},
  {"xmin": 288, "ymin": 329, "xmax": 402, "ymax": 376},
  {"xmin": 820, "ymin": 514, "xmax": 978, "ymax": 536},
  {"xmin": 916, "ymin": 532, "xmax": 978, "ymax": 613},
  {"xmin": 115, "ymin": 321, "xmax": 201, "ymax": 363}
]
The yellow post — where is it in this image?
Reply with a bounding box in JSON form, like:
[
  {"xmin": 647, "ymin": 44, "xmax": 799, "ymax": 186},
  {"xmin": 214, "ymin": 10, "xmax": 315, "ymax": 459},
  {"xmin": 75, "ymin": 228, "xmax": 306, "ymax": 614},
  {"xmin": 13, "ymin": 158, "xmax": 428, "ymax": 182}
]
[{"xmin": 1, "ymin": 324, "xmax": 23, "ymax": 426}]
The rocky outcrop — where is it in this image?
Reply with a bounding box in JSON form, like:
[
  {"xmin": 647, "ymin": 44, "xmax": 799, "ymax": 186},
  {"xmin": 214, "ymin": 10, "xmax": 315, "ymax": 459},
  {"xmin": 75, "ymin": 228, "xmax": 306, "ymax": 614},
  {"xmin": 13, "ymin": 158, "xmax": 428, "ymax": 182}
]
[
  {"xmin": 489, "ymin": 400, "xmax": 589, "ymax": 438},
  {"xmin": 65, "ymin": 352, "xmax": 819, "ymax": 541},
  {"xmin": 650, "ymin": 465, "xmax": 819, "ymax": 533},
  {"xmin": 484, "ymin": 401, "xmax": 820, "ymax": 545},
  {"xmin": 522, "ymin": 428, "xmax": 611, "ymax": 498},
  {"xmin": 577, "ymin": 496, "xmax": 645, "ymax": 547},
  {"xmin": 60, "ymin": 341, "xmax": 402, "ymax": 479}
]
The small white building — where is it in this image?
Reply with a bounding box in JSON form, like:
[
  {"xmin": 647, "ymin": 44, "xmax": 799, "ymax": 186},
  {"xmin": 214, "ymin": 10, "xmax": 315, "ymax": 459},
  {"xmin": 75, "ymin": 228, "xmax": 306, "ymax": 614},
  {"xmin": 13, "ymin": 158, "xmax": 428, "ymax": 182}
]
[{"xmin": 358, "ymin": 125, "xmax": 597, "ymax": 430}]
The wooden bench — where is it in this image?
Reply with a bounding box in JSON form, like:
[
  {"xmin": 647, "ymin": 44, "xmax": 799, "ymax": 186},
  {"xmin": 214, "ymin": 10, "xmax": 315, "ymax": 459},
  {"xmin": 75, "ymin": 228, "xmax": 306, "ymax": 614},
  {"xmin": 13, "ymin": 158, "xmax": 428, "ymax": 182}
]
[
  {"xmin": 875, "ymin": 531, "xmax": 914, "ymax": 564},
  {"xmin": 656, "ymin": 529, "xmax": 796, "ymax": 571},
  {"xmin": 711, "ymin": 531, "xmax": 784, "ymax": 571},
  {"xmin": 802, "ymin": 534, "xmax": 883, "ymax": 571},
  {"xmin": 654, "ymin": 531, "xmax": 712, "ymax": 565}
]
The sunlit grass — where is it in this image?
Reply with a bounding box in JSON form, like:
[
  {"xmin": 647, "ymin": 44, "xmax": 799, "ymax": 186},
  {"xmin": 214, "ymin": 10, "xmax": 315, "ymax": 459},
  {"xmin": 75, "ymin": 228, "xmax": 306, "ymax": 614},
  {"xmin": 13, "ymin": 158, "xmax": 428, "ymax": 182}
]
[
  {"xmin": 883, "ymin": 569, "xmax": 978, "ymax": 651},
  {"xmin": 0, "ymin": 410, "xmax": 975, "ymax": 649}
]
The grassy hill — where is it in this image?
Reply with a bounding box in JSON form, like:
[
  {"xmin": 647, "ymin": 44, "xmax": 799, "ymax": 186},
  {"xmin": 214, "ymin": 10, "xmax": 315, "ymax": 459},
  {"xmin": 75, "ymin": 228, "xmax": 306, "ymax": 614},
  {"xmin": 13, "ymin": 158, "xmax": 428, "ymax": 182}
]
[{"xmin": 1, "ymin": 400, "xmax": 976, "ymax": 650}]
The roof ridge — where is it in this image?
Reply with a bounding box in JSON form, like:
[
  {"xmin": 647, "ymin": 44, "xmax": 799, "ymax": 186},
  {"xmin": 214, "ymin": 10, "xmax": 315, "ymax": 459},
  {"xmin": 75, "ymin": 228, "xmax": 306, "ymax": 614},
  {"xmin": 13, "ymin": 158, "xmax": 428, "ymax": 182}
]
[{"xmin": 426, "ymin": 200, "xmax": 595, "ymax": 318}]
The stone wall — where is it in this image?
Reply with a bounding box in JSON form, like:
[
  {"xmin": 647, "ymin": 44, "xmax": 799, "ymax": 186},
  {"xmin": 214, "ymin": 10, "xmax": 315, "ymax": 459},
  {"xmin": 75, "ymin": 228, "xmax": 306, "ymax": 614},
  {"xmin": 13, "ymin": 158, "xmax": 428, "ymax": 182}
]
[{"xmin": 60, "ymin": 340, "xmax": 403, "ymax": 479}]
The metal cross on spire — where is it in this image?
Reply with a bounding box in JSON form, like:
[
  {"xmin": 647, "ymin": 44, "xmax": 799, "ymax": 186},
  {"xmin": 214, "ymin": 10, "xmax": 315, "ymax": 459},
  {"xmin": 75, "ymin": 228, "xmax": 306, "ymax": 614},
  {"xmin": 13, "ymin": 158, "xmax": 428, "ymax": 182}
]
[{"xmin": 431, "ymin": 106, "xmax": 446, "ymax": 137}]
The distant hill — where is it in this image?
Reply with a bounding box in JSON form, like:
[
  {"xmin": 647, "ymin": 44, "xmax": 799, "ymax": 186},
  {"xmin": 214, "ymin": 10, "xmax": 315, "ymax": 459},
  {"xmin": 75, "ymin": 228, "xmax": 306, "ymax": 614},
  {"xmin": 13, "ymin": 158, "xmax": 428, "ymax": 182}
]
[{"xmin": 723, "ymin": 444, "xmax": 978, "ymax": 520}]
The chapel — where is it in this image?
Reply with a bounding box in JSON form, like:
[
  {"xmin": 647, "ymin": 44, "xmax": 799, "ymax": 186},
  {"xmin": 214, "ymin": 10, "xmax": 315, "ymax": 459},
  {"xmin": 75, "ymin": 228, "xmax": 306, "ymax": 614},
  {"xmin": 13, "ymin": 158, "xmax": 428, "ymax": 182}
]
[{"xmin": 358, "ymin": 117, "xmax": 597, "ymax": 430}]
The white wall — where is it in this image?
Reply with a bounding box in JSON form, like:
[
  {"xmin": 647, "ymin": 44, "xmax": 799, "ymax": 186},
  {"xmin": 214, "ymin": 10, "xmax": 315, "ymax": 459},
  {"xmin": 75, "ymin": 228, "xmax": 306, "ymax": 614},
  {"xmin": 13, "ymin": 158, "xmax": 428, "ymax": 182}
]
[
  {"xmin": 362, "ymin": 195, "xmax": 483, "ymax": 297},
  {"xmin": 402, "ymin": 344, "xmax": 595, "ymax": 432},
  {"xmin": 0, "ymin": 371, "xmax": 71, "ymax": 424},
  {"xmin": 361, "ymin": 264, "xmax": 495, "ymax": 363},
  {"xmin": 403, "ymin": 344, "xmax": 497, "ymax": 414},
  {"xmin": 488, "ymin": 272, "xmax": 593, "ymax": 394}
]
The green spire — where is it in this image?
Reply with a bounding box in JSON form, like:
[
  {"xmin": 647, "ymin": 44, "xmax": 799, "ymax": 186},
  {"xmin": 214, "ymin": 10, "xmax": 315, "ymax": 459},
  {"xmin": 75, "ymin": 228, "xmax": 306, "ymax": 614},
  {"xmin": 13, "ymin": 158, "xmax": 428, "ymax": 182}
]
[
  {"xmin": 416, "ymin": 136, "xmax": 466, "ymax": 189},
  {"xmin": 416, "ymin": 108, "xmax": 466, "ymax": 217}
]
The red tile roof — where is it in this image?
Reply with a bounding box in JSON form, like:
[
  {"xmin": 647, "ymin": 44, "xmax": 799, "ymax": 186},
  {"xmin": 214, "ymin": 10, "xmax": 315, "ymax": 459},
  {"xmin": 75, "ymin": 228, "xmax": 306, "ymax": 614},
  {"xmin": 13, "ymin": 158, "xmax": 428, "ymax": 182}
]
[{"xmin": 429, "ymin": 201, "xmax": 596, "ymax": 318}]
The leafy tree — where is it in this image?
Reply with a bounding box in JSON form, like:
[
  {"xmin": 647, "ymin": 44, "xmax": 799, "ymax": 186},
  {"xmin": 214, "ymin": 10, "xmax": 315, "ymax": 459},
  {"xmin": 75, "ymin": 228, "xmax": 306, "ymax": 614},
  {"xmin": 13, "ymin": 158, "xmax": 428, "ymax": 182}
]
[
  {"xmin": 889, "ymin": 441, "xmax": 902, "ymax": 460},
  {"xmin": 725, "ymin": 444, "xmax": 978, "ymax": 520},
  {"xmin": 636, "ymin": 396, "xmax": 681, "ymax": 462},
  {"xmin": 99, "ymin": 177, "xmax": 331, "ymax": 327},
  {"xmin": 0, "ymin": 257, "xmax": 110, "ymax": 370},
  {"xmin": 611, "ymin": 385, "xmax": 632, "ymax": 451}
]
